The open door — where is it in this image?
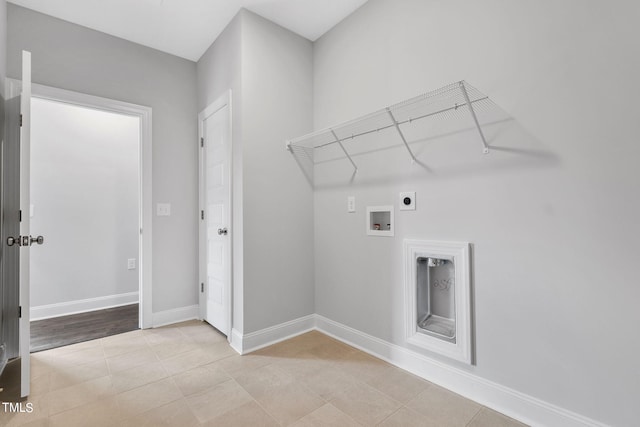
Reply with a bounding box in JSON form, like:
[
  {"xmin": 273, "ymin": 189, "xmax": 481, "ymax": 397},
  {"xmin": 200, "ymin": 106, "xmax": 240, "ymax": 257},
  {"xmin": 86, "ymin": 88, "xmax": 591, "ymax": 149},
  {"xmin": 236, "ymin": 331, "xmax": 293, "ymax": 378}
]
[{"xmin": 0, "ymin": 51, "xmax": 38, "ymax": 400}]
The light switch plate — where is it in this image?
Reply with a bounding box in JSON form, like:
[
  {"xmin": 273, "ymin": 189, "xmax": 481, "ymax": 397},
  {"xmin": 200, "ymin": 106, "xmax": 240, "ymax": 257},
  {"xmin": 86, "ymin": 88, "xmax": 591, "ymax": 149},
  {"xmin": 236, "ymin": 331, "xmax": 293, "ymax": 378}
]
[
  {"xmin": 127, "ymin": 259, "xmax": 136, "ymax": 270},
  {"xmin": 157, "ymin": 203, "xmax": 171, "ymax": 216},
  {"xmin": 347, "ymin": 196, "xmax": 356, "ymax": 213},
  {"xmin": 399, "ymin": 192, "xmax": 416, "ymax": 210}
]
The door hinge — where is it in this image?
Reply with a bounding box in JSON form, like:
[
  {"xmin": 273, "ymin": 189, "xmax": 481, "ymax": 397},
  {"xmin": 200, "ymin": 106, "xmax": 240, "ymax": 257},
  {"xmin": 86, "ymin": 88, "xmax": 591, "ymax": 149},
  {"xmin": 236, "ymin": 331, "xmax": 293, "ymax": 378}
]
[
  {"xmin": 200, "ymin": 283, "xmax": 204, "ymax": 293},
  {"xmin": 19, "ymin": 210, "xmax": 22, "ymax": 222},
  {"xmin": 201, "ymin": 210, "xmax": 204, "ymax": 220},
  {"xmin": 19, "ymin": 114, "xmax": 23, "ymax": 127},
  {"xmin": 18, "ymin": 306, "xmax": 22, "ymax": 318},
  {"xmin": 200, "ymin": 137, "xmax": 204, "ymax": 147}
]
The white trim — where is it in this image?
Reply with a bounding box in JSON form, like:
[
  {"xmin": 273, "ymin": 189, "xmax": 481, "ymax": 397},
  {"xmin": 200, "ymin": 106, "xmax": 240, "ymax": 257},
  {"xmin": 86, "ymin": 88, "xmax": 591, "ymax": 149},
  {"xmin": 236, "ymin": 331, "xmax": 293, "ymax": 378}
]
[
  {"xmin": 229, "ymin": 315, "xmax": 316, "ymax": 355},
  {"xmin": 152, "ymin": 305, "xmax": 200, "ymax": 328},
  {"xmin": 30, "ymin": 292, "xmax": 139, "ymax": 321},
  {"xmin": 22, "ymin": 81, "xmax": 154, "ymax": 329},
  {"xmin": 314, "ymin": 314, "xmax": 607, "ymax": 427},
  {"xmin": 208, "ymin": 312, "xmax": 607, "ymax": 425},
  {"xmin": 198, "ymin": 90, "xmax": 233, "ymax": 339},
  {"xmin": 403, "ymin": 239, "xmax": 472, "ymax": 365},
  {"xmin": 229, "ymin": 329, "xmax": 244, "ymax": 355}
]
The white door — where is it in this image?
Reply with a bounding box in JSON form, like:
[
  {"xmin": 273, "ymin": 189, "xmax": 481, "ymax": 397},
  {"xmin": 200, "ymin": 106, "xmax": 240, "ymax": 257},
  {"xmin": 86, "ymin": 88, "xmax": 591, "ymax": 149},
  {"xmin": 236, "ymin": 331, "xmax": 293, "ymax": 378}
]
[
  {"xmin": 199, "ymin": 92, "xmax": 232, "ymax": 336},
  {"xmin": 19, "ymin": 51, "xmax": 33, "ymax": 398},
  {"xmin": 1, "ymin": 51, "xmax": 34, "ymax": 398}
]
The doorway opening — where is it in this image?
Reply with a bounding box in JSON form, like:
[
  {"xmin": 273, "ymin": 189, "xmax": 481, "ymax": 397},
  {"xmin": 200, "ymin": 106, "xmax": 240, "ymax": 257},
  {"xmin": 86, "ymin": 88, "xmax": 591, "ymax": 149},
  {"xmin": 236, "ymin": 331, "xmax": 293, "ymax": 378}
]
[{"xmin": 28, "ymin": 84, "xmax": 152, "ymax": 351}]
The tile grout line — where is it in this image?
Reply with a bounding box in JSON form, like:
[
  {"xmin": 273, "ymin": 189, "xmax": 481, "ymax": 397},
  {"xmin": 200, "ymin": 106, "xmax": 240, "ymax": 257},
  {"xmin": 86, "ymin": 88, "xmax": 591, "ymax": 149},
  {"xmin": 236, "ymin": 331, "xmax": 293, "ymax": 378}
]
[
  {"xmin": 375, "ymin": 405, "xmax": 404, "ymax": 426},
  {"xmin": 28, "ymin": 323, "xmax": 524, "ymax": 427},
  {"xmin": 231, "ymin": 376, "xmax": 282, "ymax": 427},
  {"xmin": 465, "ymin": 406, "xmax": 484, "ymax": 426}
]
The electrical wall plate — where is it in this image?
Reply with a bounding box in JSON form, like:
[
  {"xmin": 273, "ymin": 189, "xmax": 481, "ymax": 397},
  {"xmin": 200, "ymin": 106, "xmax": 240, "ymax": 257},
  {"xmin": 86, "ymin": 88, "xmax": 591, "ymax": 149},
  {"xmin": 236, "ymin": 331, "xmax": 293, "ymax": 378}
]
[
  {"xmin": 399, "ymin": 192, "xmax": 416, "ymax": 210},
  {"xmin": 347, "ymin": 196, "xmax": 356, "ymax": 213},
  {"xmin": 157, "ymin": 203, "xmax": 171, "ymax": 216}
]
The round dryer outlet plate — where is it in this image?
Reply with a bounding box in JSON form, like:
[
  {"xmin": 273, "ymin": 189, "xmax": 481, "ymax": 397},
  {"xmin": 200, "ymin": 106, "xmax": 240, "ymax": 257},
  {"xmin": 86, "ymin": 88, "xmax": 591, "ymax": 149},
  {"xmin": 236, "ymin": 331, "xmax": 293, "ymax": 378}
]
[{"xmin": 399, "ymin": 191, "xmax": 416, "ymax": 210}]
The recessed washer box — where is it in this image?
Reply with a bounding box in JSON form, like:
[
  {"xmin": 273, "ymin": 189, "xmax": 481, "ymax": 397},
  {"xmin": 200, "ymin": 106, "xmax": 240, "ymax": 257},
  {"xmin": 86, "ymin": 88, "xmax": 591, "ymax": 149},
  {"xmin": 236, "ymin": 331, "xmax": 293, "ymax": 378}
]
[
  {"xmin": 366, "ymin": 206, "xmax": 394, "ymax": 237},
  {"xmin": 404, "ymin": 239, "xmax": 472, "ymax": 364}
]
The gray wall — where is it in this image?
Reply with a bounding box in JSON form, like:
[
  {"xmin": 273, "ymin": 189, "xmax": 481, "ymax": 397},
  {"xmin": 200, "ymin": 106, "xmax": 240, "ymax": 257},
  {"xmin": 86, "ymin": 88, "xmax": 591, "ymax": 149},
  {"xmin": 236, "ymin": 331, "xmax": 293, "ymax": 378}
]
[
  {"xmin": 197, "ymin": 9, "xmax": 314, "ymax": 334},
  {"xmin": 313, "ymin": 0, "xmax": 640, "ymax": 426},
  {"xmin": 197, "ymin": 11, "xmax": 245, "ymax": 332},
  {"xmin": 30, "ymin": 98, "xmax": 139, "ymax": 307},
  {"xmin": 240, "ymin": 11, "xmax": 314, "ymax": 332},
  {"xmin": 0, "ymin": 0, "xmax": 5, "ymax": 91},
  {"xmin": 0, "ymin": 0, "xmax": 8, "ymax": 356},
  {"xmin": 7, "ymin": 4, "xmax": 199, "ymax": 314}
]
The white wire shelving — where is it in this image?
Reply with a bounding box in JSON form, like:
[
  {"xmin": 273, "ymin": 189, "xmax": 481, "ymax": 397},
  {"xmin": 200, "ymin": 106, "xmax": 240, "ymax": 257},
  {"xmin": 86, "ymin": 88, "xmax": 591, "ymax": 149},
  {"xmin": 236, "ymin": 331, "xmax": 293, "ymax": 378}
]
[{"xmin": 286, "ymin": 81, "xmax": 495, "ymax": 178}]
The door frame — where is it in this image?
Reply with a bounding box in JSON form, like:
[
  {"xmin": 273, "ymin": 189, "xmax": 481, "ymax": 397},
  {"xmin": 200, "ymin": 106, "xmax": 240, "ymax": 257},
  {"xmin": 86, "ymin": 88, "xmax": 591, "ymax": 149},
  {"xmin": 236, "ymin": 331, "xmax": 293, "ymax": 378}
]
[
  {"xmin": 10, "ymin": 80, "xmax": 154, "ymax": 329},
  {"xmin": 198, "ymin": 90, "xmax": 233, "ymax": 339}
]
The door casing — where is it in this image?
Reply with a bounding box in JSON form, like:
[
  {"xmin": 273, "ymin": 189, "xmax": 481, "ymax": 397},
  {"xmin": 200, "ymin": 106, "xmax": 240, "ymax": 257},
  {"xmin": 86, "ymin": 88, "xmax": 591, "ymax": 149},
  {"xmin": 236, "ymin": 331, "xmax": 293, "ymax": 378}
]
[{"xmin": 13, "ymin": 80, "xmax": 154, "ymax": 330}]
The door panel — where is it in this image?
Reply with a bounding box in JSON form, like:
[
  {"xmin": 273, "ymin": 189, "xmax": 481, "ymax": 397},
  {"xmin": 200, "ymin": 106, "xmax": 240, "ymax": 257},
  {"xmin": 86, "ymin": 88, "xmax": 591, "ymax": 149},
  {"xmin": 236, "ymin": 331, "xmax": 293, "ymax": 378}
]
[
  {"xmin": 0, "ymin": 51, "xmax": 31, "ymax": 400},
  {"xmin": 199, "ymin": 94, "xmax": 231, "ymax": 336},
  {"xmin": 1, "ymin": 95, "xmax": 21, "ymax": 363},
  {"xmin": 19, "ymin": 51, "xmax": 32, "ymax": 398}
]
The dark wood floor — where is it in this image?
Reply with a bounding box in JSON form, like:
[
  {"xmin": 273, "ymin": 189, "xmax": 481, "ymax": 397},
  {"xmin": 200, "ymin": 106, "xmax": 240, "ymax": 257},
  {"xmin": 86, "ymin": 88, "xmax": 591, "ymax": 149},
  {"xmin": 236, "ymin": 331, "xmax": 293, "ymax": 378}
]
[{"xmin": 30, "ymin": 304, "xmax": 139, "ymax": 353}]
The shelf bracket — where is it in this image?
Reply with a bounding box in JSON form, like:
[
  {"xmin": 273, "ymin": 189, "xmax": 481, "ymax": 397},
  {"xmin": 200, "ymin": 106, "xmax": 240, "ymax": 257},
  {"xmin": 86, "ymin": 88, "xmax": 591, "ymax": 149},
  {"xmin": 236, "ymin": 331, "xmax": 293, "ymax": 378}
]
[
  {"xmin": 459, "ymin": 81, "xmax": 489, "ymax": 154},
  {"xmin": 330, "ymin": 129, "xmax": 358, "ymax": 172},
  {"xmin": 386, "ymin": 108, "xmax": 417, "ymax": 162}
]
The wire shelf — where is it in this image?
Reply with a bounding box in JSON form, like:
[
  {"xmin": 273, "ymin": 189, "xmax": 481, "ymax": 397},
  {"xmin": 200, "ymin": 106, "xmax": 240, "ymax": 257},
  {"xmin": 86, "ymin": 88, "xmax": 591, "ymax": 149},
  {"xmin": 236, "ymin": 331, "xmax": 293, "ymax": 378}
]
[{"xmin": 286, "ymin": 80, "xmax": 495, "ymax": 176}]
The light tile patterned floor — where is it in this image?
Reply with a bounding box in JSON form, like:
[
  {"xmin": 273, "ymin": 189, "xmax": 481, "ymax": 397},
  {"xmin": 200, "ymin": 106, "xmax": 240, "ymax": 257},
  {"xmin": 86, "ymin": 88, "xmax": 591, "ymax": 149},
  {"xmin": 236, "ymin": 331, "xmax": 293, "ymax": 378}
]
[{"xmin": 0, "ymin": 321, "xmax": 528, "ymax": 426}]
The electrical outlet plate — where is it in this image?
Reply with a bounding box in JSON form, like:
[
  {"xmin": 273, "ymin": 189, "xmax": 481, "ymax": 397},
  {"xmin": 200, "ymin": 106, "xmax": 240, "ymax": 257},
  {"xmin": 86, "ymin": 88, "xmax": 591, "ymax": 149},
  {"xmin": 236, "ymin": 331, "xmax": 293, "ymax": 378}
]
[
  {"xmin": 347, "ymin": 196, "xmax": 356, "ymax": 213},
  {"xmin": 127, "ymin": 259, "xmax": 136, "ymax": 270},
  {"xmin": 157, "ymin": 203, "xmax": 171, "ymax": 216},
  {"xmin": 400, "ymin": 192, "xmax": 416, "ymax": 211}
]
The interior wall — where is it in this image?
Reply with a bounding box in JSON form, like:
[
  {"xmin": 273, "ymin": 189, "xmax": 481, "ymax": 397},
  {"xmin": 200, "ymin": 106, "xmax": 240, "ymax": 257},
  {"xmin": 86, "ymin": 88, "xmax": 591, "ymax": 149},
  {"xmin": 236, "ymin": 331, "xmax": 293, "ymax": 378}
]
[
  {"xmin": 312, "ymin": 0, "xmax": 640, "ymax": 426},
  {"xmin": 0, "ymin": 0, "xmax": 5, "ymax": 89},
  {"xmin": 240, "ymin": 10, "xmax": 314, "ymax": 332},
  {"xmin": 7, "ymin": 4, "xmax": 199, "ymax": 315},
  {"xmin": 197, "ymin": 9, "xmax": 314, "ymax": 335},
  {"xmin": 197, "ymin": 11, "xmax": 245, "ymax": 333},
  {"xmin": 0, "ymin": 0, "xmax": 8, "ymax": 356},
  {"xmin": 30, "ymin": 98, "xmax": 139, "ymax": 308}
]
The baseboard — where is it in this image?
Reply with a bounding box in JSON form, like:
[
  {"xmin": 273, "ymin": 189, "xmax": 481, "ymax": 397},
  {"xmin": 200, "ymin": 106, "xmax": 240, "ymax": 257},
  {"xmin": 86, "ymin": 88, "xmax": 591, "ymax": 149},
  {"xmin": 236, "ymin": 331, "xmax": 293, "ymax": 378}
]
[
  {"xmin": 230, "ymin": 314, "xmax": 316, "ymax": 355},
  {"xmin": 315, "ymin": 315, "xmax": 607, "ymax": 427},
  {"xmin": 159, "ymin": 310, "xmax": 605, "ymax": 426},
  {"xmin": 229, "ymin": 329, "xmax": 244, "ymax": 355},
  {"xmin": 30, "ymin": 292, "xmax": 139, "ymax": 321},
  {"xmin": 152, "ymin": 305, "xmax": 199, "ymax": 328}
]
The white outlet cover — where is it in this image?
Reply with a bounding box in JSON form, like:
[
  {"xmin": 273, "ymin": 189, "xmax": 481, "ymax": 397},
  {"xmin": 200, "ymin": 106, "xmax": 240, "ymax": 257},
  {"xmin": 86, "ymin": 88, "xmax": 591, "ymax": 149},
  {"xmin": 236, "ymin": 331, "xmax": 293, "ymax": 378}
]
[
  {"xmin": 157, "ymin": 203, "xmax": 171, "ymax": 216},
  {"xmin": 399, "ymin": 192, "xmax": 416, "ymax": 210},
  {"xmin": 127, "ymin": 258, "xmax": 136, "ymax": 270},
  {"xmin": 347, "ymin": 196, "xmax": 356, "ymax": 213}
]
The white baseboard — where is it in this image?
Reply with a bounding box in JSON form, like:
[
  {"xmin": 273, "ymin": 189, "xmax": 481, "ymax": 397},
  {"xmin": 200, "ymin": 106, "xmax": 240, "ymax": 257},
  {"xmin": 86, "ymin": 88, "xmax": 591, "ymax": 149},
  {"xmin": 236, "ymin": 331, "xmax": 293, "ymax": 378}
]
[
  {"xmin": 30, "ymin": 292, "xmax": 139, "ymax": 321},
  {"xmin": 152, "ymin": 305, "xmax": 199, "ymax": 328},
  {"xmin": 314, "ymin": 315, "xmax": 607, "ymax": 427},
  {"xmin": 179, "ymin": 311, "xmax": 605, "ymax": 426},
  {"xmin": 230, "ymin": 314, "xmax": 316, "ymax": 355},
  {"xmin": 229, "ymin": 329, "xmax": 244, "ymax": 355}
]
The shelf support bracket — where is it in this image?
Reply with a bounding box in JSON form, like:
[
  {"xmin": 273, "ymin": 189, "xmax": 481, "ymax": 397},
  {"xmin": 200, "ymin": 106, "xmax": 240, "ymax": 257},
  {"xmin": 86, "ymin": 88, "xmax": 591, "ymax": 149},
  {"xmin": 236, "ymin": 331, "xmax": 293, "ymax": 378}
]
[
  {"xmin": 459, "ymin": 81, "xmax": 489, "ymax": 154},
  {"xmin": 330, "ymin": 129, "xmax": 358, "ymax": 172},
  {"xmin": 386, "ymin": 108, "xmax": 417, "ymax": 162}
]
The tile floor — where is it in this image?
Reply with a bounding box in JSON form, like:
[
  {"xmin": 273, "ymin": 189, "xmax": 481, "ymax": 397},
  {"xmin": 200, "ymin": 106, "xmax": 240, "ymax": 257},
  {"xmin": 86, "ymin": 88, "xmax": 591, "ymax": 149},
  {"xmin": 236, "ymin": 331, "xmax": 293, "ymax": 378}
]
[{"xmin": 0, "ymin": 321, "xmax": 528, "ymax": 426}]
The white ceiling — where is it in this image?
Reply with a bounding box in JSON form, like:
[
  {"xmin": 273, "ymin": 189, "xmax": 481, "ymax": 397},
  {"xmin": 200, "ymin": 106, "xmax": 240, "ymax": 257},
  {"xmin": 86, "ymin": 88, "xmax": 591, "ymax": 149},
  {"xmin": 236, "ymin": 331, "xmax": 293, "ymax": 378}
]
[{"xmin": 7, "ymin": 0, "xmax": 368, "ymax": 62}]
